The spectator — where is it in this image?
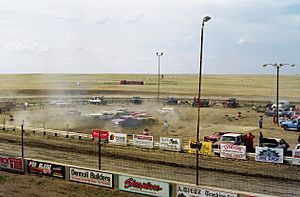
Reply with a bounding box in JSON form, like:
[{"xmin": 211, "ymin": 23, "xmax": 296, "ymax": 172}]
[
  {"xmin": 247, "ymin": 132, "xmax": 255, "ymax": 153},
  {"xmin": 259, "ymin": 115, "xmax": 263, "ymax": 129},
  {"xmin": 259, "ymin": 132, "xmax": 264, "ymax": 147},
  {"xmin": 162, "ymin": 120, "xmax": 169, "ymax": 133},
  {"xmin": 277, "ymin": 139, "xmax": 289, "ymax": 154},
  {"xmin": 143, "ymin": 128, "xmax": 150, "ymax": 135},
  {"xmin": 244, "ymin": 134, "xmax": 249, "ymax": 152}
]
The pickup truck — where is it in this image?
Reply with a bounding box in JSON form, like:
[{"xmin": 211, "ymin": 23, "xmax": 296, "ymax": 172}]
[
  {"xmin": 88, "ymin": 96, "xmax": 107, "ymax": 105},
  {"xmin": 281, "ymin": 118, "xmax": 300, "ymax": 131},
  {"xmin": 212, "ymin": 133, "xmax": 244, "ymax": 149}
]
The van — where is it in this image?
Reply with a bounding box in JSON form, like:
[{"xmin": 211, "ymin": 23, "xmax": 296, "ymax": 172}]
[{"xmin": 271, "ymin": 100, "xmax": 289, "ymax": 110}]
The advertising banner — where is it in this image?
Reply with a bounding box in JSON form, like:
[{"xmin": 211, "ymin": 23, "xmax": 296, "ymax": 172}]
[
  {"xmin": 255, "ymin": 147, "xmax": 284, "ymax": 163},
  {"xmin": 70, "ymin": 167, "xmax": 113, "ymax": 188},
  {"xmin": 108, "ymin": 132, "xmax": 127, "ymax": 146},
  {"xmin": 119, "ymin": 175, "xmax": 170, "ymax": 197},
  {"xmin": 0, "ymin": 155, "xmax": 23, "ymax": 172},
  {"xmin": 188, "ymin": 140, "xmax": 212, "ymax": 156},
  {"xmin": 92, "ymin": 130, "xmax": 109, "ymax": 139},
  {"xmin": 133, "ymin": 134, "xmax": 154, "ymax": 149},
  {"xmin": 200, "ymin": 141, "xmax": 212, "ymax": 156},
  {"xmin": 292, "ymin": 149, "xmax": 300, "ymax": 165},
  {"xmin": 188, "ymin": 140, "xmax": 196, "ymax": 154},
  {"xmin": 176, "ymin": 184, "xmax": 237, "ymax": 197},
  {"xmin": 159, "ymin": 137, "xmax": 181, "ymax": 151},
  {"xmin": 220, "ymin": 144, "xmax": 246, "ymax": 160},
  {"xmin": 27, "ymin": 160, "xmax": 65, "ymax": 178}
]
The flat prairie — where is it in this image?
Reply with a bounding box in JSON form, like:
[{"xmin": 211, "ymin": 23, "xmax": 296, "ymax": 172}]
[{"xmin": 0, "ymin": 74, "xmax": 299, "ymax": 101}]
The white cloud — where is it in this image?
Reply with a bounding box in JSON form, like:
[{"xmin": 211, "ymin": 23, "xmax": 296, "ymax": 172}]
[
  {"xmin": 237, "ymin": 38, "xmax": 247, "ymax": 45},
  {"xmin": 84, "ymin": 16, "xmax": 110, "ymax": 24},
  {"xmin": 122, "ymin": 14, "xmax": 144, "ymax": 23},
  {"xmin": 6, "ymin": 41, "xmax": 49, "ymax": 52}
]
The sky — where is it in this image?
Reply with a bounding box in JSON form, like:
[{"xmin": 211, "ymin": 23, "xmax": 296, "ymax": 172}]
[{"xmin": 0, "ymin": 0, "xmax": 299, "ymax": 74}]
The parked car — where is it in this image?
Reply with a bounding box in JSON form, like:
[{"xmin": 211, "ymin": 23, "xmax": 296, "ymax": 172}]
[
  {"xmin": 223, "ymin": 98, "xmax": 239, "ymax": 108},
  {"xmin": 271, "ymin": 100, "xmax": 290, "ymax": 110},
  {"xmin": 265, "ymin": 110, "xmax": 276, "ymax": 117},
  {"xmin": 259, "ymin": 137, "xmax": 291, "ymax": 155},
  {"xmin": 279, "ymin": 108, "xmax": 294, "ymax": 117},
  {"xmin": 212, "ymin": 133, "xmax": 244, "ymax": 149},
  {"xmin": 295, "ymin": 144, "xmax": 300, "ymax": 150},
  {"xmin": 131, "ymin": 96, "xmax": 142, "ymax": 104},
  {"xmin": 281, "ymin": 118, "xmax": 300, "ymax": 131},
  {"xmin": 203, "ymin": 131, "xmax": 231, "ymax": 142},
  {"xmin": 163, "ymin": 97, "xmax": 179, "ymax": 105},
  {"xmin": 88, "ymin": 96, "xmax": 107, "ymax": 105}
]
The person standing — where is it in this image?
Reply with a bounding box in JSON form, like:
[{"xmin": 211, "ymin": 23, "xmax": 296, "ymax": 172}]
[
  {"xmin": 259, "ymin": 115, "xmax": 263, "ymax": 129},
  {"xmin": 244, "ymin": 134, "xmax": 249, "ymax": 152},
  {"xmin": 162, "ymin": 120, "xmax": 169, "ymax": 134},
  {"xmin": 247, "ymin": 132, "xmax": 255, "ymax": 153},
  {"xmin": 259, "ymin": 132, "xmax": 264, "ymax": 147}
]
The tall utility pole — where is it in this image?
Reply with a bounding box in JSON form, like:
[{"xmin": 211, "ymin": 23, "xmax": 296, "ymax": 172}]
[
  {"xmin": 262, "ymin": 63, "xmax": 295, "ymax": 125},
  {"xmin": 156, "ymin": 52, "xmax": 163, "ymax": 103},
  {"xmin": 196, "ymin": 15, "xmax": 211, "ymax": 185}
]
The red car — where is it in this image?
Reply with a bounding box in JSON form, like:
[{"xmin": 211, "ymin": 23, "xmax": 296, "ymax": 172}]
[{"xmin": 203, "ymin": 131, "xmax": 231, "ymax": 142}]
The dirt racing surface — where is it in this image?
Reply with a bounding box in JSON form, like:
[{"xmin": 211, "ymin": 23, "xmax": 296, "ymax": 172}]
[{"xmin": 0, "ymin": 171, "xmax": 143, "ymax": 197}]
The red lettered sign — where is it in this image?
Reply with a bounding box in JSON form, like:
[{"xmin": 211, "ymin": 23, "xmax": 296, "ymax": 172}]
[
  {"xmin": 92, "ymin": 130, "xmax": 109, "ymax": 139},
  {"xmin": 0, "ymin": 155, "xmax": 24, "ymax": 172}
]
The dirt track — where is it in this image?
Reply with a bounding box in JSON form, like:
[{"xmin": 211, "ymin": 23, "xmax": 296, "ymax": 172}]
[{"xmin": 1, "ymin": 100, "xmax": 300, "ymax": 197}]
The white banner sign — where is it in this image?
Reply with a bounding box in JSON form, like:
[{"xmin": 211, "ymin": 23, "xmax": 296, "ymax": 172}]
[
  {"xmin": 255, "ymin": 147, "xmax": 284, "ymax": 163},
  {"xmin": 108, "ymin": 132, "xmax": 127, "ymax": 146},
  {"xmin": 176, "ymin": 184, "xmax": 237, "ymax": 197},
  {"xmin": 119, "ymin": 175, "xmax": 170, "ymax": 197},
  {"xmin": 133, "ymin": 134, "xmax": 154, "ymax": 149},
  {"xmin": 159, "ymin": 137, "xmax": 181, "ymax": 151},
  {"xmin": 220, "ymin": 144, "xmax": 246, "ymax": 160},
  {"xmin": 292, "ymin": 149, "xmax": 300, "ymax": 165},
  {"xmin": 70, "ymin": 167, "xmax": 113, "ymax": 188}
]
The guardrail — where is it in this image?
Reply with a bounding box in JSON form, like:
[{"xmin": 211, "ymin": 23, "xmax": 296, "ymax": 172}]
[
  {"xmin": 0, "ymin": 156, "xmax": 273, "ymax": 197},
  {"xmin": 2, "ymin": 123, "xmax": 294, "ymax": 163}
]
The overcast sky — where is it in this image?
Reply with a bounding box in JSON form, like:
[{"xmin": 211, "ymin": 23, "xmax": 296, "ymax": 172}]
[{"xmin": 0, "ymin": 0, "xmax": 299, "ymax": 74}]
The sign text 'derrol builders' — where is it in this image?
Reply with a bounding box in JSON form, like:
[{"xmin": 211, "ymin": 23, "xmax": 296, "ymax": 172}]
[
  {"xmin": 133, "ymin": 134, "xmax": 154, "ymax": 149},
  {"xmin": 119, "ymin": 175, "xmax": 170, "ymax": 197},
  {"xmin": 70, "ymin": 167, "xmax": 113, "ymax": 188},
  {"xmin": 177, "ymin": 184, "xmax": 238, "ymax": 197}
]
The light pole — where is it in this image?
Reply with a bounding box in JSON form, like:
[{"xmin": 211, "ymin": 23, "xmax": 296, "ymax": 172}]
[
  {"xmin": 156, "ymin": 52, "xmax": 163, "ymax": 103},
  {"xmin": 262, "ymin": 63, "xmax": 295, "ymax": 125},
  {"xmin": 196, "ymin": 15, "xmax": 211, "ymax": 185}
]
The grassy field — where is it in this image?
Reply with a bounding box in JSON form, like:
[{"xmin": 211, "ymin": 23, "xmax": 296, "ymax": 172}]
[{"xmin": 0, "ymin": 74, "xmax": 299, "ymax": 101}]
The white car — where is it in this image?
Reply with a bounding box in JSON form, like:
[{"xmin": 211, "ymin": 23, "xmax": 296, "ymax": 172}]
[
  {"xmin": 88, "ymin": 96, "xmax": 107, "ymax": 105},
  {"xmin": 90, "ymin": 111, "xmax": 116, "ymax": 120}
]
